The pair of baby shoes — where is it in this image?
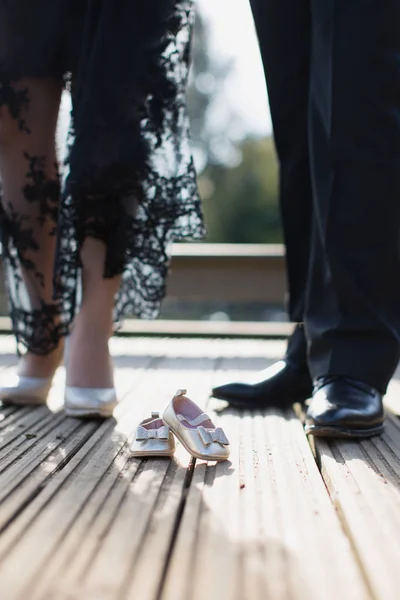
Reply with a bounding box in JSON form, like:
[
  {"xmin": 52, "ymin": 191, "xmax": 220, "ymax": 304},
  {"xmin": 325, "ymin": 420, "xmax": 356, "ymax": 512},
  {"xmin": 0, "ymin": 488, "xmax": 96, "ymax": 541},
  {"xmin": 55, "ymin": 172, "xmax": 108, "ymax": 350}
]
[{"xmin": 130, "ymin": 389, "xmax": 230, "ymax": 462}]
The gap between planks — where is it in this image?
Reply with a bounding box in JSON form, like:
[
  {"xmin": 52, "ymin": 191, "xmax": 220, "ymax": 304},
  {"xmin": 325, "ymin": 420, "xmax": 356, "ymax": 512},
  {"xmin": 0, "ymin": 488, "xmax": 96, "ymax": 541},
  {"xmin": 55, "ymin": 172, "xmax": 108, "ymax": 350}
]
[
  {"xmin": 162, "ymin": 358, "xmax": 369, "ymax": 600},
  {"xmin": 0, "ymin": 353, "xmax": 219, "ymax": 600},
  {"xmin": 312, "ymin": 413, "xmax": 400, "ymax": 600}
]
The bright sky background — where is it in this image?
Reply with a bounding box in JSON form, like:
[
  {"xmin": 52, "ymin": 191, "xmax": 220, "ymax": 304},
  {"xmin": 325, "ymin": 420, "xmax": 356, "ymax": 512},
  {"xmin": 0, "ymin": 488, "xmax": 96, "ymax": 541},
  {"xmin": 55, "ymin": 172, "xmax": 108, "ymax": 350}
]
[{"xmin": 198, "ymin": 0, "xmax": 272, "ymax": 137}]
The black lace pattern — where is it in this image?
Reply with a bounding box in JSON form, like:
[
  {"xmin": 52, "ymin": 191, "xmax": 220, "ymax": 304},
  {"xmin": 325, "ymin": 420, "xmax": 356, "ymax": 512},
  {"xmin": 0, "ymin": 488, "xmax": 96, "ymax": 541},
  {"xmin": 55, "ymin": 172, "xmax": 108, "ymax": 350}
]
[{"xmin": 0, "ymin": 0, "xmax": 204, "ymax": 354}]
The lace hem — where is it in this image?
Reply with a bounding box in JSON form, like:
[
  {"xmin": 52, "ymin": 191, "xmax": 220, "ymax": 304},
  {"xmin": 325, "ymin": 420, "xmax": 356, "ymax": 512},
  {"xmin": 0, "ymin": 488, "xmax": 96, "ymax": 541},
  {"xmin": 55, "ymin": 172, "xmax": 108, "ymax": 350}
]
[{"xmin": 0, "ymin": 0, "xmax": 204, "ymax": 354}]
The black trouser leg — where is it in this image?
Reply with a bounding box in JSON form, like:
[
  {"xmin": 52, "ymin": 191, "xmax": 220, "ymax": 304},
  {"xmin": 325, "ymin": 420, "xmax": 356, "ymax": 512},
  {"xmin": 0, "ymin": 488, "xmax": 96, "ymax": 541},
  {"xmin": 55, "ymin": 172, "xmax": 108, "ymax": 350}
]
[
  {"xmin": 250, "ymin": 0, "xmax": 313, "ymax": 322},
  {"xmin": 306, "ymin": 0, "xmax": 400, "ymax": 392}
]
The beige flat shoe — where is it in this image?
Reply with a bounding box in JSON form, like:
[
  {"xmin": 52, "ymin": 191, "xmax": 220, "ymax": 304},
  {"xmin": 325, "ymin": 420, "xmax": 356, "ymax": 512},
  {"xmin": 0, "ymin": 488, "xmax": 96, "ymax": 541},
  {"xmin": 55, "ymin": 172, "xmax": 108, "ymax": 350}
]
[
  {"xmin": 130, "ymin": 412, "xmax": 175, "ymax": 457},
  {"xmin": 64, "ymin": 387, "xmax": 118, "ymax": 418},
  {"xmin": 0, "ymin": 375, "xmax": 53, "ymax": 406},
  {"xmin": 163, "ymin": 390, "xmax": 230, "ymax": 462}
]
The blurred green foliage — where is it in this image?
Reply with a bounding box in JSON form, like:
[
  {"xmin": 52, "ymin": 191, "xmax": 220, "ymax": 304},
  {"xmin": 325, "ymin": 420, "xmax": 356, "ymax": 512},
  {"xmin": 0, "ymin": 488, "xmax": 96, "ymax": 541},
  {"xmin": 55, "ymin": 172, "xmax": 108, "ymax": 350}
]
[
  {"xmin": 199, "ymin": 137, "xmax": 281, "ymax": 243},
  {"xmin": 187, "ymin": 10, "xmax": 282, "ymax": 244}
]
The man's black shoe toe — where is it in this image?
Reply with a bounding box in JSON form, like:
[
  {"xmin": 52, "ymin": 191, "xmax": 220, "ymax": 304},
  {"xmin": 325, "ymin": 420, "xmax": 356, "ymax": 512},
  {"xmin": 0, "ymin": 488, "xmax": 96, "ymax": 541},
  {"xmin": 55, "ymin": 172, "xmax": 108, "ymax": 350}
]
[{"xmin": 305, "ymin": 376, "xmax": 384, "ymax": 439}]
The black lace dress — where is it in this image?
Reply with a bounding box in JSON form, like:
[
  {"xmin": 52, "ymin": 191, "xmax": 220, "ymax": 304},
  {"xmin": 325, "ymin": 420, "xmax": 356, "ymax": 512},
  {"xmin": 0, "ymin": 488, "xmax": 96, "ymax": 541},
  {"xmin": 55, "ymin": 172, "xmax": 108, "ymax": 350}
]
[{"xmin": 0, "ymin": 0, "xmax": 204, "ymax": 355}]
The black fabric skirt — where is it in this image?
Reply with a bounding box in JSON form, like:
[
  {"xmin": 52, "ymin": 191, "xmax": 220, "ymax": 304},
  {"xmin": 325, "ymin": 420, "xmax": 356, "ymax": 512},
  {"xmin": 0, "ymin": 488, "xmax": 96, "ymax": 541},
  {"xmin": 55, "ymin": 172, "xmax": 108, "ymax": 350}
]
[{"xmin": 0, "ymin": 0, "xmax": 204, "ymax": 354}]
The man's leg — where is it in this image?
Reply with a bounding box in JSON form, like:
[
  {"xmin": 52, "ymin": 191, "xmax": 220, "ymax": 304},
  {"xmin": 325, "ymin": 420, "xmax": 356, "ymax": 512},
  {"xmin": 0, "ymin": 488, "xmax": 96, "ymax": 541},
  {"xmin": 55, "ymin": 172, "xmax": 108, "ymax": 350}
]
[
  {"xmin": 250, "ymin": 0, "xmax": 313, "ymax": 323},
  {"xmin": 212, "ymin": 0, "xmax": 314, "ymax": 407},
  {"xmin": 305, "ymin": 0, "xmax": 400, "ymax": 437}
]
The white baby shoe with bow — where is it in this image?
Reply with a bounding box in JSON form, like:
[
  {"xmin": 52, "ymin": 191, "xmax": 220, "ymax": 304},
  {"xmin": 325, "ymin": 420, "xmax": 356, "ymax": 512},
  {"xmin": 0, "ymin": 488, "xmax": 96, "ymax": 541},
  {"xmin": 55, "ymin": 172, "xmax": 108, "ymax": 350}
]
[
  {"xmin": 163, "ymin": 390, "xmax": 230, "ymax": 462},
  {"xmin": 130, "ymin": 412, "xmax": 176, "ymax": 458}
]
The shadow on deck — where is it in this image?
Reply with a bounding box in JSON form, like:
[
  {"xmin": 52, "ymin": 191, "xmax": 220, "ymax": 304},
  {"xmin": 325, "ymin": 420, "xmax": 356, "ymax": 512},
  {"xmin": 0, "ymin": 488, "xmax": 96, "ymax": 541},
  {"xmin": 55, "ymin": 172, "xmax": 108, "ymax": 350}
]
[{"xmin": 0, "ymin": 335, "xmax": 398, "ymax": 599}]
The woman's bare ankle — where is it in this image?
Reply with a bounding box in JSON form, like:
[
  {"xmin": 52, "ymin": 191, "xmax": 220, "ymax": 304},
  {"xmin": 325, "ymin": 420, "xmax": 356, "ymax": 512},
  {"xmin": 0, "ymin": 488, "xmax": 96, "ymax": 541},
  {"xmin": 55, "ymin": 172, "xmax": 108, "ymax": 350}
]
[
  {"xmin": 66, "ymin": 324, "xmax": 114, "ymax": 388},
  {"xmin": 17, "ymin": 340, "xmax": 65, "ymax": 379}
]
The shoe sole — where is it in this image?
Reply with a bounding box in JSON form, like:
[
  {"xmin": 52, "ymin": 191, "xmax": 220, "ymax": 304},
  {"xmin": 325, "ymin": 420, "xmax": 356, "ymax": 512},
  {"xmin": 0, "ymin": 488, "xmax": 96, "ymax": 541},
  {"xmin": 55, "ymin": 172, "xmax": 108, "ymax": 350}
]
[
  {"xmin": 305, "ymin": 423, "xmax": 384, "ymax": 439},
  {"xmin": 163, "ymin": 418, "xmax": 229, "ymax": 462},
  {"xmin": 130, "ymin": 450, "xmax": 174, "ymax": 458},
  {"xmin": 173, "ymin": 434, "xmax": 229, "ymax": 461},
  {"xmin": 65, "ymin": 405, "xmax": 116, "ymax": 419},
  {"xmin": 1, "ymin": 395, "xmax": 47, "ymax": 406}
]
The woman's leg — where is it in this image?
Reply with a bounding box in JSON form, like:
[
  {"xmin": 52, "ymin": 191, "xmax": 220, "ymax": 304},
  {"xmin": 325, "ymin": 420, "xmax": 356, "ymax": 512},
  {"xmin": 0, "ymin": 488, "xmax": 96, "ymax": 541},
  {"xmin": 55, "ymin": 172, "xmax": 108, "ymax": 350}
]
[
  {"xmin": 0, "ymin": 78, "xmax": 64, "ymax": 376},
  {"xmin": 66, "ymin": 238, "xmax": 121, "ymax": 388}
]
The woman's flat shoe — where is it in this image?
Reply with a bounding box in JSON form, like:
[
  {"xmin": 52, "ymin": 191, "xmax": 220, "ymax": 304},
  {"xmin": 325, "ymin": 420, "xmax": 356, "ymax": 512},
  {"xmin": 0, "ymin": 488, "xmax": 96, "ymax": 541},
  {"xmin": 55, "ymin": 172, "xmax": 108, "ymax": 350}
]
[
  {"xmin": 64, "ymin": 387, "xmax": 118, "ymax": 418},
  {"xmin": 130, "ymin": 412, "xmax": 175, "ymax": 457},
  {"xmin": 0, "ymin": 375, "xmax": 53, "ymax": 405},
  {"xmin": 163, "ymin": 389, "xmax": 230, "ymax": 462}
]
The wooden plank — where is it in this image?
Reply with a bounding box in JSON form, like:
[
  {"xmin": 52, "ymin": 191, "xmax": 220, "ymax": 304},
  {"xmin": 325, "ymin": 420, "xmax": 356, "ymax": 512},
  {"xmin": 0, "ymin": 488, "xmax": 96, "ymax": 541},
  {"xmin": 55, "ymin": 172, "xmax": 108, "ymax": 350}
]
[
  {"xmin": 0, "ymin": 337, "xmax": 395, "ymax": 600},
  {"xmin": 0, "ymin": 412, "xmax": 78, "ymax": 481},
  {"xmin": 0, "ymin": 342, "xmax": 156, "ymax": 506},
  {"xmin": 0, "ymin": 348, "xmax": 155, "ymax": 588},
  {"xmin": 0, "ymin": 405, "xmax": 62, "ymax": 456},
  {"xmin": 167, "ymin": 244, "xmax": 286, "ymax": 303},
  {"xmin": 118, "ymin": 320, "xmax": 293, "ymax": 339},
  {"xmin": 384, "ymin": 377, "xmax": 400, "ymax": 416},
  {"xmin": 121, "ymin": 361, "xmax": 217, "ymax": 600},
  {"xmin": 0, "ymin": 366, "xmax": 154, "ymax": 598},
  {"xmin": 0, "ymin": 355, "xmax": 215, "ymax": 599},
  {"xmin": 0, "ymin": 419, "xmax": 116, "ymax": 599},
  {"xmin": 163, "ymin": 360, "xmax": 369, "ymax": 600},
  {"xmin": 0, "ymin": 245, "xmax": 286, "ymax": 310},
  {"xmin": 313, "ymin": 419, "xmax": 400, "ymax": 600},
  {"xmin": 108, "ymin": 336, "xmax": 285, "ymax": 361},
  {"xmin": 170, "ymin": 243, "xmax": 285, "ymax": 258},
  {"xmin": 60, "ymin": 357, "xmax": 215, "ymax": 600},
  {"xmin": 0, "ymin": 405, "xmax": 33, "ymax": 431},
  {"xmin": 0, "ymin": 417, "xmax": 99, "ymax": 532},
  {"xmin": 0, "ymin": 317, "xmax": 293, "ymax": 339},
  {"xmin": 163, "ymin": 410, "xmax": 243, "ymax": 600},
  {"xmin": 168, "ymin": 259, "xmax": 285, "ymax": 304}
]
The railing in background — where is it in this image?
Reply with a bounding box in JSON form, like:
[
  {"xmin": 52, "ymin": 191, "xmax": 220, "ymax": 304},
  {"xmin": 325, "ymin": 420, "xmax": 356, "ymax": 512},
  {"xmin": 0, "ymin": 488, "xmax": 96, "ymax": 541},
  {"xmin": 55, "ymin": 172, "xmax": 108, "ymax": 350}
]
[
  {"xmin": 167, "ymin": 243, "xmax": 286, "ymax": 304},
  {"xmin": 0, "ymin": 244, "xmax": 292, "ymax": 338}
]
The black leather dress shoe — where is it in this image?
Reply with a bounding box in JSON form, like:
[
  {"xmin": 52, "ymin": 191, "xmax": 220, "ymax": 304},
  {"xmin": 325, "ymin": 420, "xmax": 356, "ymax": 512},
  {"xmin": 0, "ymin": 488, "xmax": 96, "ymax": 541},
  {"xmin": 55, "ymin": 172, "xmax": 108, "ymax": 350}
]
[
  {"xmin": 305, "ymin": 376, "xmax": 384, "ymax": 439},
  {"xmin": 211, "ymin": 325, "xmax": 313, "ymax": 409}
]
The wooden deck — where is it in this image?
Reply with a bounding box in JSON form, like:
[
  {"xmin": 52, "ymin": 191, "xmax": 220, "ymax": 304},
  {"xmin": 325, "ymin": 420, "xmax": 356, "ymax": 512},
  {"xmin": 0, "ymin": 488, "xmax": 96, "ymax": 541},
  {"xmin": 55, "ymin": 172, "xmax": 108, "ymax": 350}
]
[{"xmin": 0, "ymin": 335, "xmax": 399, "ymax": 599}]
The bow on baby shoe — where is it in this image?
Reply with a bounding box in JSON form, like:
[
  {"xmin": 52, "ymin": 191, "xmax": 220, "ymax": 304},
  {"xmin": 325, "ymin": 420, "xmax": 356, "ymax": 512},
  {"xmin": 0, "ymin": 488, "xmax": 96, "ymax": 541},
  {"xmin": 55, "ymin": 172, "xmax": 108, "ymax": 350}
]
[
  {"xmin": 136, "ymin": 425, "xmax": 170, "ymax": 441},
  {"xmin": 163, "ymin": 390, "xmax": 230, "ymax": 461},
  {"xmin": 198, "ymin": 426, "xmax": 229, "ymax": 446},
  {"xmin": 130, "ymin": 412, "xmax": 176, "ymax": 458}
]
